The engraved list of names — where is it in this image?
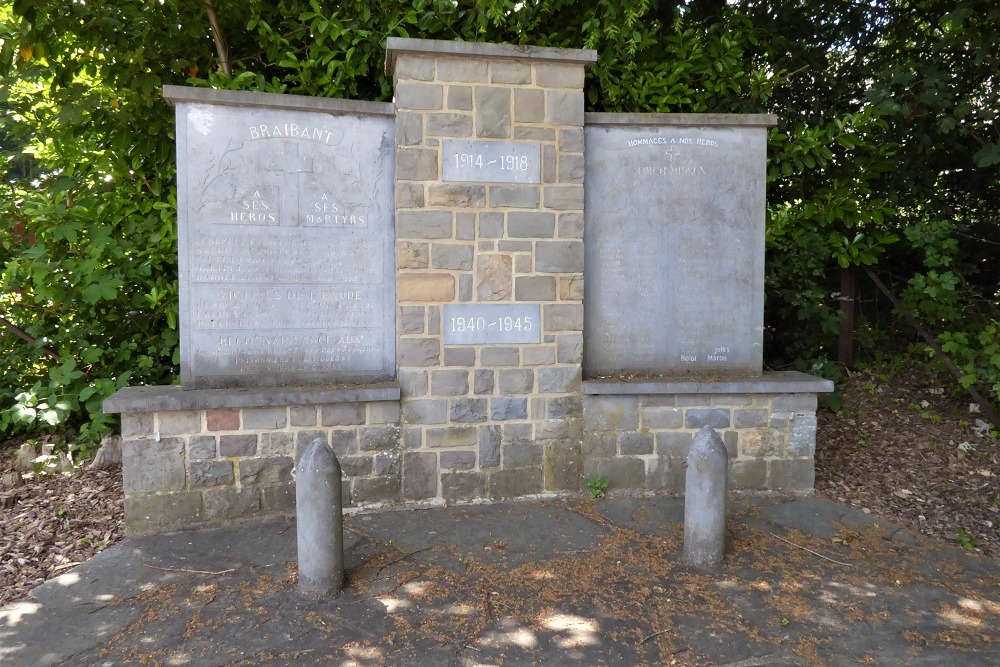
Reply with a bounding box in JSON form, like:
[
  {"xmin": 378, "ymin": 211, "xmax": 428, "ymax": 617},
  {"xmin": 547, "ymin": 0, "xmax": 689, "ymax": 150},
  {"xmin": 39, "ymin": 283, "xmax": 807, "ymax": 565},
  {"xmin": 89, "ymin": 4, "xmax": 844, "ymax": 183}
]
[{"xmin": 171, "ymin": 91, "xmax": 395, "ymax": 389}]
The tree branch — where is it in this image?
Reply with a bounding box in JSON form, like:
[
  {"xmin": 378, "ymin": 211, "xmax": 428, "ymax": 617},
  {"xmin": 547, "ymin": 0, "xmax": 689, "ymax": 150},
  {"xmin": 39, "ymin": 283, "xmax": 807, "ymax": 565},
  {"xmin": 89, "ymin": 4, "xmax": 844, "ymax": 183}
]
[
  {"xmin": 202, "ymin": 0, "xmax": 231, "ymax": 76},
  {"xmin": 0, "ymin": 313, "xmax": 61, "ymax": 362}
]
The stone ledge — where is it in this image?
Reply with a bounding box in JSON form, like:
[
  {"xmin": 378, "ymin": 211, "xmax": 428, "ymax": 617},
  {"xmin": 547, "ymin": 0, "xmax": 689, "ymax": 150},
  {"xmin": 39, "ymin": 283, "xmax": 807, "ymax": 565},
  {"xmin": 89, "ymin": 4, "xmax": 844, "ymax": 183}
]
[
  {"xmin": 162, "ymin": 85, "xmax": 395, "ymax": 116},
  {"xmin": 585, "ymin": 112, "xmax": 778, "ymax": 127},
  {"xmin": 104, "ymin": 382, "xmax": 402, "ymax": 414},
  {"xmin": 385, "ymin": 37, "xmax": 598, "ymax": 76},
  {"xmin": 582, "ymin": 371, "xmax": 833, "ymax": 395}
]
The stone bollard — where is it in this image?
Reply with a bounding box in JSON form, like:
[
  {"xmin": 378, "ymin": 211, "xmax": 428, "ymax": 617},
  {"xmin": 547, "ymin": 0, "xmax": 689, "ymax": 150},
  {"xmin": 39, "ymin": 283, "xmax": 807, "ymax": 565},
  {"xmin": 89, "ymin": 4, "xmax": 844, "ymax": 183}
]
[
  {"xmin": 296, "ymin": 437, "xmax": 345, "ymax": 597},
  {"xmin": 683, "ymin": 425, "xmax": 728, "ymax": 568}
]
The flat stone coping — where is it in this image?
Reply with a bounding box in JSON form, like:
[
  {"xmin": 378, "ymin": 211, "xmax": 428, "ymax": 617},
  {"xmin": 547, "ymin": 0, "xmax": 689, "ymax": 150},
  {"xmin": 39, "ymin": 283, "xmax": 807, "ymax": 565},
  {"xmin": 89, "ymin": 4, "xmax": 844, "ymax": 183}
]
[
  {"xmin": 585, "ymin": 112, "xmax": 778, "ymax": 127},
  {"xmin": 583, "ymin": 371, "xmax": 834, "ymax": 395},
  {"xmin": 385, "ymin": 37, "xmax": 598, "ymax": 75},
  {"xmin": 103, "ymin": 382, "xmax": 401, "ymax": 414},
  {"xmin": 162, "ymin": 85, "xmax": 395, "ymax": 116}
]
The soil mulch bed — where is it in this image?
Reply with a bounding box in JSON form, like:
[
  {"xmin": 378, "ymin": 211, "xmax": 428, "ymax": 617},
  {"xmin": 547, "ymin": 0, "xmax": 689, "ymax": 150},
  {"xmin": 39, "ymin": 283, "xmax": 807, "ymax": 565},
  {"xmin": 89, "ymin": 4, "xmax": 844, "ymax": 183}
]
[{"xmin": 0, "ymin": 364, "xmax": 997, "ymax": 610}]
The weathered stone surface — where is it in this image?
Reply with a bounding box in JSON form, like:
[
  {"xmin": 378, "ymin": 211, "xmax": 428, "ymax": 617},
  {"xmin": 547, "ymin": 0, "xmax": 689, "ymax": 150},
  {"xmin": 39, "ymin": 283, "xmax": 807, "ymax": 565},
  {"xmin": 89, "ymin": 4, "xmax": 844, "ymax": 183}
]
[
  {"xmin": 442, "ymin": 471, "xmax": 485, "ymax": 501},
  {"xmin": 261, "ymin": 481, "xmax": 296, "ymax": 512},
  {"xmin": 642, "ymin": 407, "xmax": 683, "ymax": 429},
  {"xmin": 772, "ymin": 394, "xmax": 818, "ymax": 412},
  {"xmin": 498, "ymin": 369, "xmax": 535, "ymax": 394},
  {"xmin": 491, "ymin": 62, "xmax": 531, "ymax": 84},
  {"xmin": 242, "ymin": 407, "xmax": 287, "ymax": 430},
  {"xmin": 543, "ymin": 304, "xmax": 583, "ymax": 332},
  {"xmin": 479, "ymin": 425, "xmax": 501, "ymax": 468},
  {"xmin": 515, "ymin": 276, "xmax": 557, "ymax": 302},
  {"xmin": 473, "ymin": 369, "xmax": 495, "ymax": 395},
  {"xmin": 188, "ymin": 435, "xmax": 218, "ymax": 460},
  {"xmin": 403, "ymin": 451, "xmax": 438, "ymax": 499},
  {"xmin": 121, "ymin": 413, "xmax": 154, "ymax": 437},
  {"xmin": 685, "ymin": 409, "xmax": 732, "ymax": 429},
  {"xmin": 729, "ymin": 459, "xmax": 767, "ymax": 488},
  {"xmin": 399, "ymin": 274, "xmax": 456, "ymax": 302},
  {"xmin": 646, "ymin": 456, "xmax": 686, "ymax": 491},
  {"xmin": 367, "ymin": 401, "xmax": 401, "ymax": 424},
  {"xmin": 787, "ymin": 414, "xmax": 817, "ymax": 456},
  {"xmin": 122, "ymin": 438, "xmax": 186, "ymax": 494},
  {"xmin": 206, "ymin": 410, "xmax": 239, "ymax": 431},
  {"xmin": 557, "ymin": 333, "xmax": 583, "ymax": 364},
  {"xmin": 352, "ymin": 476, "xmax": 402, "ymax": 504},
  {"xmin": 583, "ymin": 432, "xmax": 616, "ymax": 459},
  {"xmin": 396, "ymin": 112, "xmax": 423, "ymax": 146},
  {"xmin": 373, "ymin": 452, "xmax": 399, "ymax": 476},
  {"xmin": 394, "ymin": 55, "xmax": 434, "ymax": 81},
  {"xmin": 507, "ymin": 212, "xmax": 555, "ymax": 238},
  {"xmin": 546, "ymin": 395, "xmax": 581, "ymax": 419},
  {"xmin": 523, "ymin": 346, "xmax": 556, "ymax": 366},
  {"xmin": 733, "ymin": 408, "xmax": 770, "ymax": 428},
  {"xmin": 399, "ymin": 369, "xmax": 429, "ymax": 398},
  {"xmin": 558, "ymin": 153, "xmax": 585, "ymax": 184},
  {"xmin": 398, "ymin": 211, "xmax": 452, "ymax": 239},
  {"xmin": 536, "ymin": 241, "xmax": 584, "ymax": 272},
  {"xmin": 545, "ymin": 440, "xmax": 582, "ymax": 491},
  {"xmin": 768, "ymin": 459, "xmax": 814, "ymax": 490},
  {"xmin": 478, "ymin": 212, "xmax": 505, "ymax": 238},
  {"xmin": 395, "ymin": 81, "xmax": 443, "ymax": 110},
  {"xmin": 124, "ymin": 491, "xmax": 203, "ymax": 534},
  {"xmin": 490, "ymin": 467, "xmax": 543, "ymax": 499},
  {"xmin": 585, "ymin": 457, "xmax": 645, "ymax": 490},
  {"xmin": 189, "ymin": 460, "xmax": 234, "ymax": 488},
  {"xmin": 543, "ymin": 144, "xmax": 557, "ymax": 183},
  {"xmin": 559, "ymin": 127, "xmax": 584, "ymax": 153},
  {"xmin": 475, "ymin": 87, "xmax": 512, "ymax": 138},
  {"xmin": 490, "ymin": 186, "xmax": 539, "ymax": 209},
  {"xmin": 476, "ymin": 254, "xmax": 513, "ymax": 301},
  {"xmin": 327, "ymin": 430, "xmax": 357, "ymax": 457},
  {"xmin": 620, "ymin": 432, "xmax": 654, "ymax": 455},
  {"xmin": 322, "ymin": 403, "xmax": 365, "ymax": 427},
  {"xmin": 202, "ymin": 487, "xmax": 261, "ymax": 521},
  {"xmin": 538, "ymin": 366, "xmax": 581, "ymax": 394},
  {"xmin": 586, "ymin": 396, "xmax": 640, "ymax": 432},
  {"xmin": 535, "ymin": 62, "xmax": 585, "ymax": 88},
  {"xmin": 447, "ymin": 85, "xmax": 473, "ymax": 110},
  {"xmin": 428, "ymin": 185, "xmax": 485, "ymax": 208},
  {"xmin": 740, "ymin": 429, "xmax": 781, "ymax": 458},
  {"xmin": 546, "ymin": 90, "xmax": 584, "ymax": 125},
  {"xmin": 239, "ymin": 456, "xmax": 294, "ymax": 486},
  {"xmin": 513, "ymin": 88, "xmax": 545, "ymax": 123},
  {"xmin": 426, "ymin": 112, "xmax": 473, "ymax": 138},
  {"xmin": 289, "ymin": 406, "xmax": 317, "ymax": 427},
  {"xmin": 360, "ymin": 425, "xmax": 399, "ymax": 451},
  {"xmin": 443, "ymin": 347, "xmax": 476, "ymax": 367},
  {"xmin": 340, "ymin": 455, "xmax": 373, "ymax": 477},
  {"xmin": 431, "ymin": 369, "xmax": 469, "ymax": 396},
  {"xmin": 403, "ymin": 398, "xmax": 448, "ymax": 424},
  {"xmin": 440, "ymin": 450, "xmax": 477, "ymax": 470},
  {"xmin": 219, "ymin": 434, "xmax": 257, "ymax": 457},
  {"xmin": 656, "ymin": 432, "xmax": 692, "ymax": 457},
  {"xmin": 542, "ymin": 186, "xmax": 584, "ymax": 211},
  {"xmin": 558, "ymin": 275, "xmax": 584, "ymax": 301},
  {"xmin": 481, "ymin": 347, "xmax": 518, "ymax": 367},
  {"xmin": 159, "ymin": 411, "xmax": 201, "ymax": 436},
  {"xmin": 438, "ymin": 59, "xmax": 487, "ymax": 83},
  {"xmin": 398, "ymin": 338, "xmax": 440, "ymax": 367},
  {"xmin": 398, "ymin": 241, "xmax": 429, "ymax": 270},
  {"xmin": 451, "ymin": 398, "xmax": 488, "ymax": 423},
  {"xmin": 504, "ymin": 442, "xmax": 542, "ymax": 468},
  {"xmin": 426, "ymin": 427, "xmax": 478, "ymax": 448},
  {"xmin": 557, "ymin": 213, "xmax": 584, "ymax": 239}
]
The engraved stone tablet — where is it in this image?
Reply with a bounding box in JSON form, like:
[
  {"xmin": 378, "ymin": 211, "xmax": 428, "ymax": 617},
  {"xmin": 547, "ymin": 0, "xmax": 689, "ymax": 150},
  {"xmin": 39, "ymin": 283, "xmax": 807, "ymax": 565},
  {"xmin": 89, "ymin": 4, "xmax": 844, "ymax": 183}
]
[
  {"xmin": 442, "ymin": 140, "xmax": 541, "ymax": 183},
  {"xmin": 168, "ymin": 87, "xmax": 396, "ymax": 389},
  {"xmin": 443, "ymin": 304, "xmax": 541, "ymax": 345},
  {"xmin": 583, "ymin": 117, "xmax": 772, "ymax": 378}
]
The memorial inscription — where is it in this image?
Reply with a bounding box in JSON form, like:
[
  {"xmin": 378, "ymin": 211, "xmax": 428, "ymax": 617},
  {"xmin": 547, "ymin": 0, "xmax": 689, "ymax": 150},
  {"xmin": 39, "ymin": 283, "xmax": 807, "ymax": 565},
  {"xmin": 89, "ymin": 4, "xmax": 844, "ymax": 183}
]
[
  {"xmin": 168, "ymin": 88, "xmax": 396, "ymax": 389},
  {"xmin": 583, "ymin": 118, "xmax": 769, "ymax": 377},
  {"xmin": 442, "ymin": 140, "xmax": 541, "ymax": 183},
  {"xmin": 442, "ymin": 304, "xmax": 542, "ymax": 345}
]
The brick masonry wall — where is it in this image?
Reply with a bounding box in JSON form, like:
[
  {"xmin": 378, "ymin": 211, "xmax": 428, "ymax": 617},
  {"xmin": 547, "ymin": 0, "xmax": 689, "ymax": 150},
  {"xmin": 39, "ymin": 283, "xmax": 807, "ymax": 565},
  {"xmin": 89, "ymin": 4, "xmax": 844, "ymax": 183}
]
[
  {"xmin": 583, "ymin": 393, "xmax": 818, "ymax": 494},
  {"xmin": 119, "ymin": 401, "xmax": 401, "ymax": 533},
  {"xmin": 391, "ymin": 44, "xmax": 592, "ymax": 503}
]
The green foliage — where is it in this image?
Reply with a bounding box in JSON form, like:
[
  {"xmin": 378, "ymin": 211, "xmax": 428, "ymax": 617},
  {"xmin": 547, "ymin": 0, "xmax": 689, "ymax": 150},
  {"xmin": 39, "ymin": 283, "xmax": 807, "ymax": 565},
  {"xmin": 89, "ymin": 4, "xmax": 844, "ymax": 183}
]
[{"xmin": 584, "ymin": 476, "xmax": 609, "ymax": 499}]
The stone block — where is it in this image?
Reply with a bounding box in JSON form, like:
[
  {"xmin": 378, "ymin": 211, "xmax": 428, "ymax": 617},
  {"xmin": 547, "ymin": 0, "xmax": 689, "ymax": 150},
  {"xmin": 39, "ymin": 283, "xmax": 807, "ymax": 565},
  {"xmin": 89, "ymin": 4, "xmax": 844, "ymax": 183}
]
[
  {"xmin": 557, "ymin": 333, "xmax": 583, "ymax": 364},
  {"xmin": 240, "ymin": 456, "xmax": 294, "ymax": 486},
  {"xmin": 426, "ymin": 426, "xmax": 478, "ymax": 448},
  {"xmin": 475, "ymin": 87, "xmax": 512, "ymax": 139},
  {"xmin": 535, "ymin": 62, "xmax": 585, "ymax": 88},
  {"xmin": 676, "ymin": 395, "xmax": 711, "ymax": 407},
  {"xmin": 340, "ymin": 455, "xmax": 373, "ymax": 477},
  {"xmin": 771, "ymin": 394, "xmax": 818, "ymax": 412},
  {"xmin": 459, "ymin": 274, "xmax": 473, "ymax": 301},
  {"xmin": 559, "ymin": 127, "xmax": 584, "ymax": 153},
  {"xmin": 373, "ymin": 452, "xmax": 400, "ymax": 476},
  {"xmin": 491, "ymin": 61, "xmax": 531, "ymax": 84},
  {"xmin": 431, "ymin": 369, "xmax": 469, "ymax": 396},
  {"xmin": 399, "ymin": 369, "xmax": 429, "ymax": 397},
  {"xmin": 535, "ymin": 417, "xmax": 582, "ymax": 442},
  {"xmin": 399, "ymin": 305, "xmax": 425, "ymax": 335},
  {"xmin": 398, "ymin": 210, "xmax": 453, "ymax": 239},
  {"xmin": 396, "ymin": 112, "xmax": 423, "ymax": 147},
  {"xmin": 428, "ymin": 307, "xmax": 442, "ymax": 334},
  {"xmin": 620, "ymin": 432, "xmax": 654, "ymax": 455},
  {"xmin": 643, "ymin": 407, "xmax": 683, "ymax": 429},
  {"xmin": 398, "ymin": 337, "xmax": 440, "ymax": 367},
  {"xmin": 451, "ymin": 397, "xmax": 488, "ymax": 423},
  {"xmin": 394, "ymin": 55, "xmax": 434, "ymax": 81},
  {"xmin": 733, "ymin": 409, "xmax": 770, "ymax": 429},
  {"xmin": 724, "ymin": 430, "xmax": 738, "ymax": 458},
  {"xmin": 712, "ymin": 394, "xmax": 755, "ymax": 407},
  {"xmin": 523, "ymin": 346, "xmax": 556, "ymax": 366},
  {"xmin": 479, "ymin": 211, "xmax": 505, "ymax": 238},
  {"xmin": 474, "ymin": 369, "xmax": 495, "ymax": 394},
  {"xmin": 322, "ymin": 403, "xmax": 365, "ymax": 427},
  {"xmin": 442, "ymin": 471, "xmax": 485, "ymax": 501},
  {"xmin": 188, "ymin": 435, "xmax": 217, "ymax": 460},
  {"xmin": 403, "ymin": 451, "xmax": 438, "ymax": 500},
  {"xmin": 787, "ymin": 414, "xmax": 817, "ymax": 456},
  {"xmin": 242, "ymin": 407, "xmax": 286, "ymax": 430},
  {"xmin": 205, "ymin": 409, "xmax": 239, "ymax": 431},
  {"xmin": 438, "ymin": 59, "xmax": 487, "ymax": 83},
  {"xmin": 491, "ymin": 397, "xmax": 529, "ymax": 421},
  {"xmin": 490, "ymin": 467, "xmax": 543, "ymax": 499},
  {"xmin": 296, "ymin": 429, "xmax": 332, "ymax": 454},
  {"xmin": 504, "ymin": 443, "xmax": 541, "ymax": 469},
  {"xmin": 121, "ymin": 413, "xmax": 154, "ymax": 437},
  {"xmin": 544, "ymin": 440, "xmax": 581, "ymax": 492},
  {"xmin": 558, "ymin": 153, "xmax": 585, "ymax": 184},
  {"xmin": 490, "ymin": 185, "xmax": 539, "ymax": 209},
  {"xmin": 498, "ymin": 369, "xmax": 535, "ymax": 394},
  {"xmin": 124, "ymin": 491, "xmax": 203, "ymax": 534},
  {"xmin": 514, "ymin": 127, "xmax": 556, "ymax": 141},
  {"xmin": 656, "ymin": 432, "xmax": 692, "ymax": 457},
  {"xmin": 542, "ymin": 186, "xmax": 584, "ymax": 211},
  {"xmin": 546, "ymin": 90, "xmax": 584, "ymax": 125},
  {"xmin": 557, "ymin": 213, "xmax": 584, "ymax": 239},
  {"xmin": 428, "ymin": 184, "xmax": 484, "ymax": 209},
  {"xmin": 583, "ymin": 432, "xmax": 617, "ymax": 459},
  {"xmin": 398, "ymin": 241, "xmax": 429, "ymax": 269},
  {"xmin": 507, "ymin": 212, "xmax": 555, "ymax": 238},
  {"xmin": 583, "ymin": 396, "xmax": 639, "ymax": 433},
  {"xmin": 513, "ymin": 88, "xmax": 545, "ymax": 123},
  {"xmin": 515, "ymin": 276, "xmax": 557, "ymax": 302},
  {"xmin": 685, "ymin": 409, "xmax": 732, "ymax": 429},
  {"xmin": 645, "ymin": 457, "xmax": 686, "ymax": 492},
  {"xmin": 360, "ymin": 425, "xmax": 399, "ymax": 452},
  {"xmin": 396, "ymin": 147, "xmax": 440, "ymax": 182},
  {"xmin": 536, "ymin": 241, "xmax": 584, "ymax": 272},
  {"xmin": 547, "ymin": 396, "xmax": 581, "ymax": 419},
  {"xmin": 202, "ymin": 487, "xmax": 261, "ymax": 521},
  {"xmin": 456, "ymin": 212, "xmax": 475, "ymax": 240},
  {"xmin": 729, "ymin": 459, "xmax": 767, "ymax": 489},
  {"xmin": 431, "ymin": 242, "xmax": 475, "ymax": 270},
  {"xmin": 504, "ymin": 423, "xmax": 533, "ymax": 440},
  {"xmin": 499, "ymin": 240, "xmax": 531, "ymax": 252},
  {"xmin": 443, "ymin": 347, "xmax": 476, "ymax": 367},
  {"xmin": 352, "ymin": 476, "xmax": 402, "ymax": 504},
  {"xmin": 403, "ymin": 426, "xmax": 422, "ymax": 450},
  {"xmin": 588, "ymin": 457, "xmax": 645, "ymax": 490},
  {"xmin": 261, "ymin": 482, "xmax": 296, "ymax": 512},
  {"xmin": 481, "ymin": 347, "xmax": 518, "ymax": 366},
  {"xmin": 768, "ymin": 459, "xmax": 815, "ymax": 491},
  {"xmin": 399, "ymin": 274, "xmax": 456, "ymax": 302},
  {"xmin": 395, "ymin": 81, "xmax": 443, "ymax": 110},
  {"xmin": 440, "ymin": 450, "xmax": 477, "ymax": 470},
  {"xmin": 329, "ymin": 430, "xmax": 358, "ymax": 457},
  {"xmin": 219, "ymin": 434, "xmax": 257, "ymax": 457},
  {"xmin": 447, "ymin": 85, "xmax": 473, "ymax": 110},
  {"xmin": 258, "ymin": 432, "xmax": 294, "ymax": 458},
  {"xmin": 476, "ymin": 254, "xmax": 512, "ymax": 301},
  {"xmin": 740, "ymin": 429, "xmax": 782, "ymax": 458},
  {"xmin": 558, "ymin": 275, "xmax": 584, "ymax": 301},
  {"xmin": 159, "ymin": 410, "xmax": 201, "ymax": 436},
  {"xmin": 543, "ymin": 144, "xmax": 557, "ymax": 183},
  {"xmin": 479, "ymin": 425, "xmax": 501, "ymax": 468},
  {"xmin": 538, "ymin": 366, "xmax": 582, "ymax": 394},
  {"xmin": 189, "ymin": 460, "xmax": 234, "ymax": 488},
  {"xmin": 122, "ymin": 438, "xmax": 186, "ymax": 494},
  {"xmin": 543, "ymin": 304, "xmax": 583, "ymax": 332},
  {"xmin": 289, "ymin": 406, "xmax": 317, "ymax": 427},
  {"xmin": 426, "ymin": 112, "xmax": 473, "ymax": 138}
]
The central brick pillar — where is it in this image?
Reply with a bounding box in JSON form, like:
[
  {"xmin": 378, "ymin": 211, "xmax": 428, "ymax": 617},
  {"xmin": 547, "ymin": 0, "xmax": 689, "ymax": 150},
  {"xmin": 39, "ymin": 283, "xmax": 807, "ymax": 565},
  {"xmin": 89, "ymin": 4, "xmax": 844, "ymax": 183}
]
[{"xmin": 386, "ymin": 38, "xmax": 596, "ymax": 502}]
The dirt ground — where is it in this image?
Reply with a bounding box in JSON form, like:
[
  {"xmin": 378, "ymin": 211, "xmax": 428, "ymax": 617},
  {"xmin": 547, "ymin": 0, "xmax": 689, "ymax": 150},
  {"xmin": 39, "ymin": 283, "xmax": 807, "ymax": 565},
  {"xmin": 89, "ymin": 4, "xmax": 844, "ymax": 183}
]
[{"xmin": 1, "ymin": 365, "xmax": 997, "ymax": 610}]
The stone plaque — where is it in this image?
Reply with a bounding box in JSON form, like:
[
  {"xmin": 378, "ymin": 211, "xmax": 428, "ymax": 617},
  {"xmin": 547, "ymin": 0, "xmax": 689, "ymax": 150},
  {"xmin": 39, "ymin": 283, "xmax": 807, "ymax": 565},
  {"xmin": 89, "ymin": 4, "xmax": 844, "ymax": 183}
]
[
  {"xmin": 442, "ymin": 140, "xmax": 541, "ymax": 183},
  {"xmin": 169, "ymin": 87, "xmax": 396, "ymax": 389},
  {"xmin": 583, "ymin": 117, "xmax": 772, "ymax": 378},
  {"xmin": 443, "ymin": 304, "xmax": 541, "ymax": 345}
]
